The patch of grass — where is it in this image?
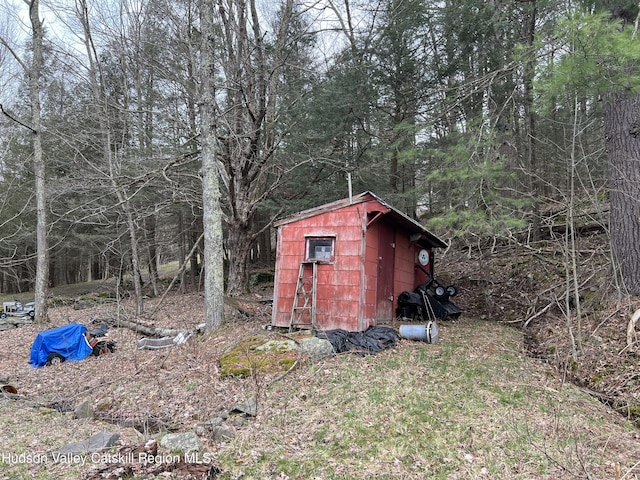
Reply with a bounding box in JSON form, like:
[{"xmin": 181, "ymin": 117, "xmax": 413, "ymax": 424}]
[
  {"xmin": 215, "ymin": 320, "xmax": 640, "ymax": 479},
  {"xmin": 186, "ymin": 380, "xmax": 198, "ymax": 391}
]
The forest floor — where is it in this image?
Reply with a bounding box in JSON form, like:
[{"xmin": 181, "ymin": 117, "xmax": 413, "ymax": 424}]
[
  {"xmin": 440, "ymin": 230, "xmax": 640, "ymax": 424},
  {"xmin": 1, "ymin": 231, "xmax": 639, "ymax": 479}
]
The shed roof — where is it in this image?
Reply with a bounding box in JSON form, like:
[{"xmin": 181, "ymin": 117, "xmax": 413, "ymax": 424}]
[{"xmin": 275, "ymin": 191, "xmax": 447, "ymax": 249}]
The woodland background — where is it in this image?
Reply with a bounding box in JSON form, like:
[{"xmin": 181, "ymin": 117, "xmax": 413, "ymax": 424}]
[
  {"xmin": 4, "ymin": 3, "xmax": 640, "ymax": 477},
  {"xmin": 1, "ymin": 0, "xmax": 640, "ymax": 328}
]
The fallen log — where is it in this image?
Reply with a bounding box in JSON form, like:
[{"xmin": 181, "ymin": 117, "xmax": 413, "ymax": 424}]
[
  {"xmin": 95, "ymin": 316, "xmax": 183, "ymax": 338},
  {"xmin": 94, "ymin": 316, "xmax": 205, "ymax": 351}
]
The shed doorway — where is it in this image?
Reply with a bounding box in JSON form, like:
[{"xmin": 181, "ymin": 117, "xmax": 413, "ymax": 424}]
[{"xmin": 376, "ymin": 227, "xmax": 395, "ymax": 321}]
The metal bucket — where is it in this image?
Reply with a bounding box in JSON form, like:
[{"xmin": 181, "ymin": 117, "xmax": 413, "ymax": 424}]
[{"xmin": 399, "ymin": 322, "xmax": 439, "ymax": 344}]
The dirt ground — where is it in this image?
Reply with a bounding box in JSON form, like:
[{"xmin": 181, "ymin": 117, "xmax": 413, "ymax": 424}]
[
  {"xmin": 0, "ymin": 231, "xmax": 639, "ymax": 479},
  {"xmin": 0, "ymin": 293, "xmax": 277, "ymax": 478}
]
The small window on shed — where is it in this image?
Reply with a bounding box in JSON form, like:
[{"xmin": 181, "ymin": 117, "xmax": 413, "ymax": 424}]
[{"xmin": 306, "ymin": 237, "xmax": 335, "ymax": 262}]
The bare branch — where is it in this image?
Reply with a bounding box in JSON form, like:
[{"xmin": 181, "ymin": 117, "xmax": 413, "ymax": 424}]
[{"xmin": 0, "ymin": 104, "xmax": 36, "ymax": 132}]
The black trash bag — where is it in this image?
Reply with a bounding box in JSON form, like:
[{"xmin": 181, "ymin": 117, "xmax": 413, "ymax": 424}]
[
  {"xmin": 315, "ymin": 326, "xmax": 399, "ymax": 356},
  {"xmin": 398, "ymin": 291, "xmax": 423, "ymax": 306}
]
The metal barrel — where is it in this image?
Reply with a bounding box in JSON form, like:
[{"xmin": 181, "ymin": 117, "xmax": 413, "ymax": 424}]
[{"xmin": 399, "ymin": 322, "xmax": 439, "ymax": 343}]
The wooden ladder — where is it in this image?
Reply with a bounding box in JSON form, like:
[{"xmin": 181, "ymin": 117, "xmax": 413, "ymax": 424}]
[{"xmin": 290, "ymin": 261, "xmax": 317, "ymax": 330}]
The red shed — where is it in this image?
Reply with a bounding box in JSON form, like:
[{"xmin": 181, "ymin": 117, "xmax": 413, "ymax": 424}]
[{"xmin": 271, "ymin": 191, "xmax": 447, "ymax": 332}]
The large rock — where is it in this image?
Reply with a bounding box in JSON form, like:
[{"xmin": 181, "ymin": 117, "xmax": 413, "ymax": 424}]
[
  {"xmin": 230, "ymin": 397, "xmax": 257, "ymax": 417},
  {"xmin": 0, "ymin": 316, "xmax": 33, "ymax": 331},
  {"xmin": 194, "ymin": 417, "xmax": 223, "ymax": 436},
  {"xmin": 73, "ymin": 400, "xmax": 92, "ymax": 419},
  {"xmin": 255, "ymin": 339, "xmax": 297, "ymax": 352},
  {"xmin": 160, "ymin": 432, "xmax": 199, "ymax": 452},
  {"xmin": 54, "ymin": 432, "xmax": 120, "ymax": 456},
  {"xmin": 211, "ymin": 425, "xmax": 235, "ymax": 442},
  {"xmin": 300, "ymin": 337, "xmax": 335, "ymax": 363}
]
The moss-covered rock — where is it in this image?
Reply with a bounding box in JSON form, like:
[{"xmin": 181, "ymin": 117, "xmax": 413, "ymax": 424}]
[{"xmin": 219, "ymin": 335, "xmax": 300, "ymax": 378}]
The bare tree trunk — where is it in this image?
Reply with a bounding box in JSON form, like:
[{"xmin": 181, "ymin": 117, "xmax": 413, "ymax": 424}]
[
  {"xmin": 145, "ymin": 214, "xmax": 159, "ymax": 297},
  {"xmin": 604, "ymin": 92, "xmax": 640, "ymax": 295},
  {"xmin": 76, "ymin": 0, "xmax": 145, "ymax": 314},
  {"xmin": 216, "ymin": 0, "xmax": 294, "ymax": 296},
  {"xmin": 119, "ymin": 195, "xmax": 144, "ymax": 314},
  {"xmin": 200, "ymin": 0, "xmax": 225, "ymax": 331},
  {"xmin": 178, "ymin": 210, "xmax": 187, "ymax": 294},
  {"xmin": 226, "ymin": 220, "xmax": 252, "ymax": 296},
  {"xmin": 29, "ymin": 0, "xmax": 49, "ymax": 323},
  {"xmin": 568, "ymin": 96, "xmax": 583, "ymax": 352},
  {"xmin": 522, "ymin": 0, "xmax": 541, "ymax": 242},
  {"xmin": 190, "ymin": 222, "xmax": 202, "ymax": 290}
]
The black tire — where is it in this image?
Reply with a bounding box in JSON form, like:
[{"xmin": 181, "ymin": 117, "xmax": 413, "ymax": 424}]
[
  {"xmin": 45, "ymin": 353, "xmax": 65, "ymax": 366},
  {"xmin": 445, "ymin": 285, "xmax": 458, "ymax": 297},
  {"xmin": 0, "ymin": 313, "xmax": 6, "ymax": 319},
  {"xmin": 434, "ymin": 285, "xmax": 448, "ymax": 301},
  {"xmin": 28, "ymin": 310, "xmax": 35, "ymax": 318}
]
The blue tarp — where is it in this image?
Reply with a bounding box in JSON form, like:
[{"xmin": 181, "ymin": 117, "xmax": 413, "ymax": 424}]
[{"xmin": 29, "ymin": 323, "xmax": 93, "ymax": 367}]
